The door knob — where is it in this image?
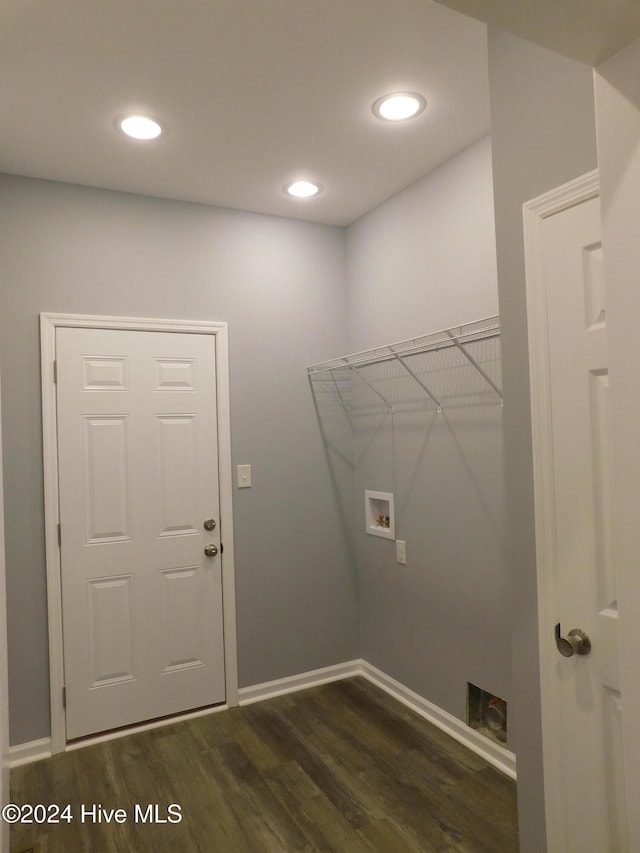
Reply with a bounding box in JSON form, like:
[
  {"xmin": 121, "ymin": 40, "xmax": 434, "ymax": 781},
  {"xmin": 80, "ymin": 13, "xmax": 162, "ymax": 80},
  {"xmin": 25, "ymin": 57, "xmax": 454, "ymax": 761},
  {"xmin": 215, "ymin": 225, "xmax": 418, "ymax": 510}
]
[
  {"xmin": 555, "ymin": 623, "xmax": 591, "ymax": 657},
  {"xmin": 204, "ymin": 544, "xmax": 218, "ymax": 558},
  {"xmin": 204, "ymin": 518, "xmax": 216, "ymax": 531}
]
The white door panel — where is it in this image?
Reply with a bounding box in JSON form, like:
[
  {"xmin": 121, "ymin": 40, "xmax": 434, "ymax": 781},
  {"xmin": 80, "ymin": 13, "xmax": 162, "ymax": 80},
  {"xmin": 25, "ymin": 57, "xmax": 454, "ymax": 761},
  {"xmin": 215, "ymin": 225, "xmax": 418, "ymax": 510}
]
[
  {"xmin": 82, "ymin": 415, "xmax": 132, "ymax": 542},
  {"xmin": 156, "ymin": 415, "xmax": 199, "ymax": 536},
  {"xmin": 527, "ymin": 180, "xmax": 628, "ymax": 851},
  {"xmin": 56, "ymin": 328, "xmax": 225, "ymax": 740},
  {"xmin": 87, "ymin": 574, "xmax": 135, "ymax": 686}
]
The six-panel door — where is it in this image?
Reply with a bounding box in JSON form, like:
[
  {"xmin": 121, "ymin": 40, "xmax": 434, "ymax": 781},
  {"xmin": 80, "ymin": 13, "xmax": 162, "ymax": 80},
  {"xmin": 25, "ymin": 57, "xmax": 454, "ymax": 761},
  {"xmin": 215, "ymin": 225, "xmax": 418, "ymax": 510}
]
[{"xmin": 56, "ymin": 328, "xmax": 225, "ymax": 740}]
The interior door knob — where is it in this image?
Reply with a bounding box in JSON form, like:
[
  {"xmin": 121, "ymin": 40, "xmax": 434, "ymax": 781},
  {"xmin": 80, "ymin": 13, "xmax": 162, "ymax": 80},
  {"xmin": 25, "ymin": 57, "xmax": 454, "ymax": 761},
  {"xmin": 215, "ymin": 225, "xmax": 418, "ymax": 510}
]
[
  {"xmin": 204, "ymin": 544, "xmax": 218, "ymax": 558},
  {"xmin": 555, "ymin": 623, "xmax": 591, "ymax": 657}
]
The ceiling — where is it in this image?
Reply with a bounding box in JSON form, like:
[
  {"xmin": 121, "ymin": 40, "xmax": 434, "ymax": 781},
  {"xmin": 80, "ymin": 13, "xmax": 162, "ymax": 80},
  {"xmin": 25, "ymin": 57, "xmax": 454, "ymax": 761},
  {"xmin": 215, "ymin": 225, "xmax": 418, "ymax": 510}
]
[
  {"xmin": 437, "ymin": 0, "xmax": 640, "ymax": 66},
  {"xmin": 2, "ymin": 1, "xmax": 639, "ymax": 227},
  {"xmin": 0, "ymin": 0, "xmax": 490, "ymax": 227}
]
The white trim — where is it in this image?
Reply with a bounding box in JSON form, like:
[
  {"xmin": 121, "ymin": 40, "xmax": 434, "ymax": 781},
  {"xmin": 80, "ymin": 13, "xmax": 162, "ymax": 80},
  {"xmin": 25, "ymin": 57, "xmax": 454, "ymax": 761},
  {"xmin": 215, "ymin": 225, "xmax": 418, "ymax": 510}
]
[
  {"xmin": 40, "ymin": 315, "xmax": 65, "ymax": 755},
  {"xmin": 238, "ymin": 660, "xmax": 362, "ymax": 705},
  {"xmin": 40, "ymin": 312, "xmax": 238, "ymax": 753},
  {"xmin": 8, "ymin": 738, "xmax": 52, "ymax": 769},
  {"xmin": 522, "ymin": 169, "xmax": 600, "ymax": 852},
  {"xmin": 213, "ymin": 323, "xmax": 239, "ymax": 706},
  {"xmin": 360, "ymin": 662, "xmax": 516, "ymax": 780},
  {"xmin": 65, "ymin": 704, "xmax": 229, "ymax": 751},
  {"xmin": 9, "ymin": 706, "xmax": 229, "ymax": 767}
]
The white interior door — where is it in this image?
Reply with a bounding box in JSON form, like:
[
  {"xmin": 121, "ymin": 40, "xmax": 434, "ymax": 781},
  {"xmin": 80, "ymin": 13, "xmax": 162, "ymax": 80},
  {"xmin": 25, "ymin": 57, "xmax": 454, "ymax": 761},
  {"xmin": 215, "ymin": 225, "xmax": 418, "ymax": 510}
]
[
  {"xmin": 526, "ymin": 173, "xmax": 628, "ymax": 851},
  {"xmin": 56, "ymin": 327, "xmax": 225, "ymax": 740}
]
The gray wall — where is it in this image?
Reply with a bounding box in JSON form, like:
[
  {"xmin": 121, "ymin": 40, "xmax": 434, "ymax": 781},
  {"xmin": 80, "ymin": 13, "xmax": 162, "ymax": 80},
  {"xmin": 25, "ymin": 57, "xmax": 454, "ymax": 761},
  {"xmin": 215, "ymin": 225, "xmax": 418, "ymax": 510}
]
[
  {"xmin": 0, "ymin": 174, "xmax": 359, "ymax": 745},
  {"xmin": 347, "ymin": 137, "xmax": 499, "ymax": 351},
  {"xmin": 486, "ymin": 29, "xmax": 598, "ymax": 853},
  {"xmin": 344, "ymin": 138, "xmax": 511, "ymax": 733}
]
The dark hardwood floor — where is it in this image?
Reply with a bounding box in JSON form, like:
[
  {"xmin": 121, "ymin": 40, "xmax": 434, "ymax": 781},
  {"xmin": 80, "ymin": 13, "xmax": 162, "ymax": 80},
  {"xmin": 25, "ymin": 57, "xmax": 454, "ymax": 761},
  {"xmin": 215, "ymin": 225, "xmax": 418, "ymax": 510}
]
[{"xmin": 10, "ymin": 677, "xmax": 518, "ymax": 852}]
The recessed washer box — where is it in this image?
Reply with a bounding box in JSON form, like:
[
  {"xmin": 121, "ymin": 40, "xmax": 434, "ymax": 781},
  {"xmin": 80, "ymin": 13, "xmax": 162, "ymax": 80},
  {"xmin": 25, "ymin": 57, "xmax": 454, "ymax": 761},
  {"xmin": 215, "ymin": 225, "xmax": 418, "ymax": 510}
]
[{"xmin": 365, "ymin": 490, "xmax": 395, "ymax": 539}]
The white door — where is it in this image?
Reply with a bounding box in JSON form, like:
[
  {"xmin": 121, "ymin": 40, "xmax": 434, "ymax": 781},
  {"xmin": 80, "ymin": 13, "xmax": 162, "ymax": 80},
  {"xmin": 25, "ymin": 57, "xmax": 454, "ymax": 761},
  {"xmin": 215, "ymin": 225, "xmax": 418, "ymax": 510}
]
[
  {"xmin": 56, "ymin": 327, "xmax": 225, "ymax": 740},
  {"xmin": 525, "ymin": 173, "xmax": 628, "ymax": 851}
]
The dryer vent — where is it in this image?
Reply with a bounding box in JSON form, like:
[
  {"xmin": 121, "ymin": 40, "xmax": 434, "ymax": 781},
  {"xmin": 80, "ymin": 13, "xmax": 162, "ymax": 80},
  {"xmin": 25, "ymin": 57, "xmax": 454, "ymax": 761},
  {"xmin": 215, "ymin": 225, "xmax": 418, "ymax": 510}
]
[{"xmin": 467, "ymin": 682, "xmax": 507, "ymax": 744}]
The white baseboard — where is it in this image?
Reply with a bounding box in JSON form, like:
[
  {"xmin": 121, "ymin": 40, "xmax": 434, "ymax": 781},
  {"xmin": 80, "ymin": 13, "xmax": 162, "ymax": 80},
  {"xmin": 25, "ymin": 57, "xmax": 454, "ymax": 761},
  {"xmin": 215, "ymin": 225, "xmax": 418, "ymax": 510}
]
[
  {"xmin": 65, "ymin": 703, "xmax": 230, "ymax": 752},
  {"xmin": 9, "ymin": 661, "xmax": 516, "ymax": 780},
  {"xmin": 238, "ymin": 659, "xmax": 362, "ymax": 705},
  {"xmin": 9, "ymin": 737, "xmax": 52, "ymax": 768},
  {"xmin": 8, "ymin": 706, "xmax": 230, "ymax": 766},
  {"xmin": 360, "ymin": 661, "xmax": 517, "ymax": 780}
]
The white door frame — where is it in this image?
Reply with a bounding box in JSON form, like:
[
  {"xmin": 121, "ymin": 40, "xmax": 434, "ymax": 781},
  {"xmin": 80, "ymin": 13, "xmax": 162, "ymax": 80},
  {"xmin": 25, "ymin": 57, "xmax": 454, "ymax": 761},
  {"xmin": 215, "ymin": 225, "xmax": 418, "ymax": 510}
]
[
  {"xmin": 41, "ymin": 313, "xmax": 238, "ymax": 755},
  {"xmin": 523, "ymin": 169, "xmax": 601, "ymax": 850}
]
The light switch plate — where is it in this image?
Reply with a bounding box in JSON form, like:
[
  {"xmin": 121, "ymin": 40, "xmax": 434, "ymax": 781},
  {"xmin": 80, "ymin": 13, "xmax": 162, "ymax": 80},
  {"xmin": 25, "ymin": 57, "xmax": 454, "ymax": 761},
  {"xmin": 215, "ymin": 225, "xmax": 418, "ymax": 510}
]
[
  {"xmin": 396, "ymin": 540, "xmax": 407, "ymax": 565},
  {"xmin": 237, "ymin": 464, "xmax": 252, "ymax": 488}
]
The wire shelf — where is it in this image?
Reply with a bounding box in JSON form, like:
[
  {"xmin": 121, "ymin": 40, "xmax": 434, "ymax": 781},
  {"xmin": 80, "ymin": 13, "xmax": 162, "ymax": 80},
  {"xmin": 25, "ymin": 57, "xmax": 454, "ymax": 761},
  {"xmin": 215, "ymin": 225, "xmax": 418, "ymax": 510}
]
[{"xmin": 307, "ymin": 315, "xmax": 502, "ymax": 413}]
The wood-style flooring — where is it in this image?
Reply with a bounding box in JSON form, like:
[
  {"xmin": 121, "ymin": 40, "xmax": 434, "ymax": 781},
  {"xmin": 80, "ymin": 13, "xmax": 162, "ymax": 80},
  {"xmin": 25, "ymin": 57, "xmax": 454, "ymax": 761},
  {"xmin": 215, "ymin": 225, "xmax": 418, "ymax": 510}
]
[{"xmin": 10, "ymin": 677, "xmax": 518, "ymax": 852}]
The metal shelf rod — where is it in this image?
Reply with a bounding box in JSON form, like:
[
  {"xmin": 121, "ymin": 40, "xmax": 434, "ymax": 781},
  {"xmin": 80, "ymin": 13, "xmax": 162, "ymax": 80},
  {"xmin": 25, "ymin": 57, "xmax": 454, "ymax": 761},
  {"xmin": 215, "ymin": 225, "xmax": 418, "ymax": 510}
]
[
  {"xmin": 347, "ymin": 364, "xmax": 394, "ymax": 412},
  {"xmin": 445, "ymin": 331, "xmax": 503, "ymax": 402},
  {"xmin": 394, "ymin": 353, "xmax": 442, "ymax": 411}
]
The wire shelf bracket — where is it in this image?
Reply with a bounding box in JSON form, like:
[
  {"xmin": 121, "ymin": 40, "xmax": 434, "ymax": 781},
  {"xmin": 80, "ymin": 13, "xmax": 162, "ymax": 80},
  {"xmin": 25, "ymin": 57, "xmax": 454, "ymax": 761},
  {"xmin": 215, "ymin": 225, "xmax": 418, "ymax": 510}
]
[{"xmin": 445, "ymin": 329, "xmax": 504, "ymax": 404}]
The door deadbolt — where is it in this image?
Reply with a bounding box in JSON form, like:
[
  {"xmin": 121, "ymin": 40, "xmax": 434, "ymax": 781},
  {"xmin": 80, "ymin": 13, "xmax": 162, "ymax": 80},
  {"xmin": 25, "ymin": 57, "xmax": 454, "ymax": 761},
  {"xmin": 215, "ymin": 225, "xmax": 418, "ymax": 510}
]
[
  {"xmin": 555, "ymin": 623, "xmax": 591, "ymax": 657},
  {"xmin": 204, "ymin": 518, "xmax": 216, "ymax": 531},
  {"xmin": 204, "ymin": 544, "xmax": 218, "ymax": 558}
]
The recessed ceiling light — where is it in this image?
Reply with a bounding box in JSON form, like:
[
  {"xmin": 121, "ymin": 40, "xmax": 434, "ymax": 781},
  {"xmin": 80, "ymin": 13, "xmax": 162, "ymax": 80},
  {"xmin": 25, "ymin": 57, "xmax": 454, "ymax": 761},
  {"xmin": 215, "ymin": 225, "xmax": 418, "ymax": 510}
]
[
  {"xmin": 118, "ymin": 115, "xmax": 163, "ymax": 140},
  {"xmin": 372, "ymin": 93, "xmax": 426, "ymax": 122},
  {"xmin": 284, "ymin": 180, "xmax": 323, "ymax": 198}
]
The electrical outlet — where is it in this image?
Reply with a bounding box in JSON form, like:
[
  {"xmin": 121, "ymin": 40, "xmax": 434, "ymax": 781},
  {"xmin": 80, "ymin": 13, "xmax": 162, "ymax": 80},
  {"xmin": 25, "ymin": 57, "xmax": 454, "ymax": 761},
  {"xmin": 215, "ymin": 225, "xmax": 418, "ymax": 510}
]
[{"xmin": 396, "ymin": 540, "xmax": 407, "ymax": 565}]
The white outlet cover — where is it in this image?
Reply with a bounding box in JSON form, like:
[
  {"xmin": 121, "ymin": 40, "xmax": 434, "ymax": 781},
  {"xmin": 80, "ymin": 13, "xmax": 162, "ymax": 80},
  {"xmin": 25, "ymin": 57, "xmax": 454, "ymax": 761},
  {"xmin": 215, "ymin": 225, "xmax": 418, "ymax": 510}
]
[{"xmin": 237, "ymin": 464, "xmax": 252, "ymax": 488}]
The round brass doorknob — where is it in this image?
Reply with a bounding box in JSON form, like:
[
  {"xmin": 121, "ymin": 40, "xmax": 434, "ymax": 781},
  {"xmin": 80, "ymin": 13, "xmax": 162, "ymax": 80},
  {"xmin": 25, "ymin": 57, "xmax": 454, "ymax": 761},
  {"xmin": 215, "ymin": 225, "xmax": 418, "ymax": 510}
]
[{"xmin": 204, "ymin": 544, "xmax": 218, "ymax": 558}]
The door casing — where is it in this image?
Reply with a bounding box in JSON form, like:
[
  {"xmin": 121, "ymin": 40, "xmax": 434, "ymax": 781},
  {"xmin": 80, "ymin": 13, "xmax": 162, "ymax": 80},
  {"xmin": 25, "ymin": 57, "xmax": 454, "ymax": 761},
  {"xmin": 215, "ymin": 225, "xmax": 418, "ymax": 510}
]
[{"xmin": 41, "ymin": 313, "xmax": 238, "ymax": 754}]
